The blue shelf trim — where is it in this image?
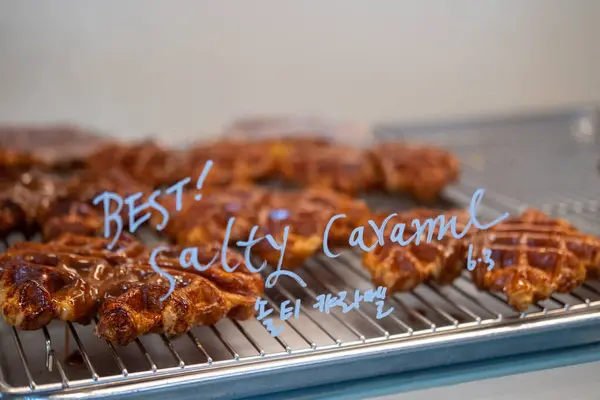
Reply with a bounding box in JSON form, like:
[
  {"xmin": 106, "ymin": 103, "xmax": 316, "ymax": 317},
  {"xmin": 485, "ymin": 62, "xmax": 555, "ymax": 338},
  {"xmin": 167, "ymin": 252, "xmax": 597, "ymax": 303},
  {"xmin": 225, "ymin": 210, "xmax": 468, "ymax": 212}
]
[{"xmin": 247, "ymin": 342, "xmax": 600, "ymax": 400}]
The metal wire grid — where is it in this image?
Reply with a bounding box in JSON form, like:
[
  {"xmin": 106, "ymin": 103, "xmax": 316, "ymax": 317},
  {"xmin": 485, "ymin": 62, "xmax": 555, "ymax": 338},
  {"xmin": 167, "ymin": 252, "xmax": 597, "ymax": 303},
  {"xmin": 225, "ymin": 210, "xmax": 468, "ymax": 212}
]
[
  {"xmin": 450, "ymin": 139, "xmax": 600, "ymax": 236},
  {"xmin": 2, "ymin": 110, "xmax": 600, "ymax": 397},
  {"xmin": 377, "ymin": 110, "xmax": 600, "ymax": 234},
  {"xmin": 452, "ymin": 145, "xmax": 599, "ymax": 211},
  {"xmin": 2, "ymin": 234, "xmax": 600, "ymax": 396}
]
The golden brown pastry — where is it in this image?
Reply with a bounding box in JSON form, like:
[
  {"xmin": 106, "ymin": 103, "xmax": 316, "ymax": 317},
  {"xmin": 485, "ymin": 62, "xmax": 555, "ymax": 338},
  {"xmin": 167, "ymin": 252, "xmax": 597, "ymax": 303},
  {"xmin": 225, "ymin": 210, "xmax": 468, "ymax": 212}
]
[
  {"xmin": 0, "ymin": 124, "xmax": 111, "ymax": 171},
  {"xmin": 37, "ymin": 198, "xmax": 106, "ymax": 240},
  {"xmin": 183, "ymin": 140, "xmax": 278, "ymax": 186},
  {"xmin": 0, "ymin": 237, "xmax": 138, "ymax": 330},
  {"xmin": 170, "ymin": 185, "xmax": 268, "ymax": 245},
  {"xmin": 96, "ymin": 266, "xmax": 238, "ymax": 345},
  {"xmin": 371, "ymin": 142, "xmax": 460, "ymax": 202},
  {"xmin": 280, "ymin": 145, "xmax": 378, "ymax": 195},
  {"xmin": 64, "ymin": 167, "xmax": 150, "ymax": 203},
  {"xmin": 62, "ymin": 168, "xmax": 152, "ymax": 231},
  {"xmin": 0, "ymin": 257, "xmax": 96, "ymax": 330},
  {"xmin": 0, "ymin": 170, "xmax": 62, "ymax": 238},
  {"xmin": 0, "ymin": 148, "xmax": 42, "ymax": 176},
  {"xmin": 363, "ymin": 209, "xmax": 470, "ymax": 292},
  {"xmin": 469, "ymin": 209, "xmax": 599, "ymax": 311},
  {"xmin": 168, "ymin": 187, "xmax": 368, "ymax": 269},
  {"xmin": 300, "ymin": 188, "xmax": 371, "ymax": 247},
  {"xmin": 252, "ymin": 191, "xmax": 331, "ymax": 269},
  {"xmin": 45, "ymin": 233, "xmax": 147, "ymax": 265},
  {"xmin": 261, "ymin": 136, "xmax": 332, "ymax": 172},
  {"xmin": 96, "ymin": 244, "xmax": 263, "ymax": 345},
  {"xmin": 1, "ymin": 233, "xmax": 263, "ymax": 343},
  {"xmin": 1, "ymin": 235, "xmax": 145, "ymax": 331},
  {"xmin": 86, "ymin": 140, "xmax": 185, "ymax": 188},
  {"xmin": 140, "ymin": 243, "xmax": 264, "ymax": 318},
  {"xmin": 0, "ymin": 167, "xmax": 149, "ymax": 240},
  {"xmin": 221, "ymin": 115, "xmax": 332, "ymax": 164},
  {"xmin": 5, "ymin": 243, "xmax": 135, "ymax": 298}
]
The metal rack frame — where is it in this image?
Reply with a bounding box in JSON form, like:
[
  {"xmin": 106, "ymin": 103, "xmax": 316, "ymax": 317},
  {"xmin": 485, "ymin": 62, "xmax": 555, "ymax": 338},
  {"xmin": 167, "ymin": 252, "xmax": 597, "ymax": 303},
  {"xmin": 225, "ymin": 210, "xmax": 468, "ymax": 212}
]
[{"xmin": 1, "ymin": 108, "xmax": 600, "ymax": 399}]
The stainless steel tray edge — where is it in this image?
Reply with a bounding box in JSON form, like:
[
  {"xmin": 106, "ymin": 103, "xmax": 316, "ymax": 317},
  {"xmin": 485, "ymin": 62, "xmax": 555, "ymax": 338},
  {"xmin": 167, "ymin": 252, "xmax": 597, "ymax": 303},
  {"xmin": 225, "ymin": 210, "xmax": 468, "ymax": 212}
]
[{"xmin": 8, "ymin": 307, "xmax": 600, "ymax": 400}]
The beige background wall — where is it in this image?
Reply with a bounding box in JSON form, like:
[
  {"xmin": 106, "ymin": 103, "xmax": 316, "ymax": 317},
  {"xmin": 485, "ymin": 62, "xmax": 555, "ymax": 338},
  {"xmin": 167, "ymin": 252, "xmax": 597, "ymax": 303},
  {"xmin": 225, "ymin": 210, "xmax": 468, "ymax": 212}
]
[{"xmin": 0, "ymin": 0, "xmax": 599, "ymax": 142}]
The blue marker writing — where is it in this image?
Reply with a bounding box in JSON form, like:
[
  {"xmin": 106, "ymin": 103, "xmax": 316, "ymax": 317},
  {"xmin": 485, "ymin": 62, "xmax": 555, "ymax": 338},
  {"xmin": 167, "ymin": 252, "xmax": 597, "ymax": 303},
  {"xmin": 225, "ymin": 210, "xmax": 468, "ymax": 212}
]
[
  {"xmin": 220, "ymin": 217, "xmax": 241, "ymax": 272},
  {"xmin": 322, "ymin": 214, "xmax": 345, "ymax": 258},
  {"xmin": 149, "ymin": 246, "xmax": 177, "ymax": 301},
  {"xmin": 92, "ymin": 191, "xmax": 123, "ymax": 250},
  {"xmin": 469, "ymin": 188, "xmax": 509, "ymax": 230},
  {"xmin": 466, "ymin": 244, "xmax": 495, "ymax": 271},
  {"xmin": 373, "ymin": 287, "xmax": 393, "ymax": 319},
  {"xmin": 389, "ymin": 223, "xmax": 417, "ymax": 246},
  {"xmin": 234, "ymin": 220, "xmax": 307, "ymax": 289},
  {"xmin": 255, "ymin": 297, "xmax": 283, "ymax": 337},
  {"xmin": 194, "ymin": 160, "xmax": 214, "ymax": 201},
  {"xmin": 367, "ymin": 213, "xmax": 398, "ymax": 248},
  {"xmin": 345, "ymin": 289, "xmax": 364, "ymax": 313},
  {"xmin": 125, "ymin": 192, "xmax": 155, "ymax": 233},
  {"xmin": 375, "ymin": 301, "xmax": 394, "ymax": 319},
  {"xmin": 322, "ymin": 188, "xmax": 508, "ymax": 253},
  {"xmin": 179, "ymin": 246, "xmax": 219, "ymax": 272},
  {"xmin": 313, "ymin": 286, "xmax": 394, "ymax": 319},
  {"xmin": 279, "ymin": 299, "xmax": 301, "ymax": 321},
  {"xmin": 139, "ymin": 214, "xmax": 306, "ymax": 300},
  {"xmin": 93, "ymin": 162, "xmax": 213, "ymax": 250},
  {"xmin": 263, "ymin": 227, "xmax": 305, "ymax": 288},
  {"xmin": 164, "ymin": 177, "xmax": 191, "ymax": 212},
  {"xmin": 236, "ymin": 225, "xmax": 268, "ymax": 273},
  {"xmin": 313, "ymin": 293, "xmax": 344, "ymax": 314}
]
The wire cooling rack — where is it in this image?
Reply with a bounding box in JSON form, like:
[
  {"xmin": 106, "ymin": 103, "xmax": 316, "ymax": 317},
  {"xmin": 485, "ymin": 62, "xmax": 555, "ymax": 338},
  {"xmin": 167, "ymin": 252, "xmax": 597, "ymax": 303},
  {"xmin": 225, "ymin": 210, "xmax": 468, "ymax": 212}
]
[{"xmin": 1, "ymin": 108, "xmax": 600, "ymax": 399}]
